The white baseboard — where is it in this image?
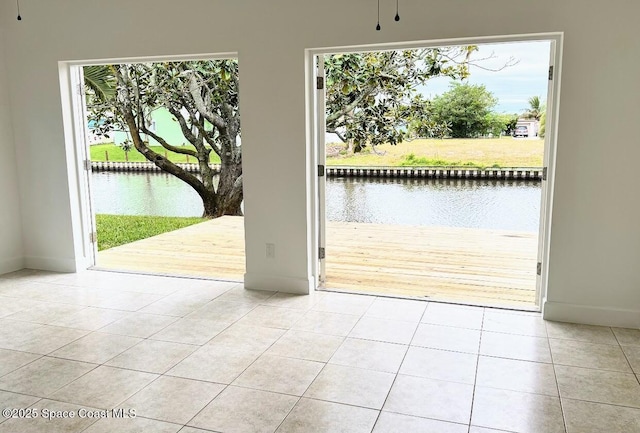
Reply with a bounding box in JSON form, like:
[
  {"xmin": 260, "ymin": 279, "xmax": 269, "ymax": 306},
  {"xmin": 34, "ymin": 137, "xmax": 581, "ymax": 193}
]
[
  {"xmin": 0, "ymin": 256, "xmax": 24, "ymax": 275},
  {"xmin": 24, "ymin": 256, "xmax": 78, "ymax": 273},
  {"xmin": 244, "ymin": 272, "xmax": 313, "ymax": 295},
  {"xmin": 543, "ymin": 298, "xmax": 640, "ymax": 328}
]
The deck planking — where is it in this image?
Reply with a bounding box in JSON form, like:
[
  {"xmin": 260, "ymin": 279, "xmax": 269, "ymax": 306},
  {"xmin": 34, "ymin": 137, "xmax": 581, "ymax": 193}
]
[
  {"xmin": 325, "ymin": 222, "xmax": 537, "ymax": 307},
  {"xmin": 97, "ymin": 216, "xmax": 538, "ymax": 307}
]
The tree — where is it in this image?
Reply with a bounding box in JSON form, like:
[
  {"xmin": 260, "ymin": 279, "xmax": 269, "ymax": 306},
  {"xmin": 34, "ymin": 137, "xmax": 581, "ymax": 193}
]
[
  {"xmin": 88, "ymin": 60, "xmax": 242, "ymax": 218},
  {"xmin": 483, "ymin": 112, "xmax": 510, "ymax": 137},
  {"xmin": 324, "ymin": 47, "xmax": 476, "ymax": 152},
  {"xmin": 403, "ymin": 96, "xmax": 451, "ymax": 140},
  {"xmin": 431, "ymin": 83, "xmax": 501, "ymax": 138},
  {"xmin": 497, "ymin": 113, "xmax": 519, "ymax": 136},
  {"xmin": 539, "ymin": 111, "xmax": 547, "ymax": 138},
  {"xmin": 524, "ymin": 95, "xmax": 543, "ymax": 120},
  {"xmin": 83, "ymin": 65, "xmax": 116, "ymax": 102},
  {"xmin": 523, "ymin": 96, "xmax": 546, "ymax": 137}
]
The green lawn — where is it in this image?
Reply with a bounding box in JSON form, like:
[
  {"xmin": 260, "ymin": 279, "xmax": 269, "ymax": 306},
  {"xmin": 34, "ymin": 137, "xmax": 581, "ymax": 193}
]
[
  {"xmin": 326, "ymin": 136, "xmax": 544, "ymax": 168},
  {"xmin": 92, "ymin": 136, "xmax": 543, "ymax": 168},
  {"xmin": 90, "ymin": 143, "xmax": 221, "ymax": 164},
  {"xmin": 96, "ymin": 214, "xmax": 206, "ymax": 251}
]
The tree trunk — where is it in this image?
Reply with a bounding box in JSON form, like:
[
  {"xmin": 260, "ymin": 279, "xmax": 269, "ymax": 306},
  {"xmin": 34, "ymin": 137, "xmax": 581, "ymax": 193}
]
[
  {"xmin": 201, "ymin": 194, "xmax": 242, "ymax": 218},
  {"xmin": 200, "ymin": 159, "xmax": 243, "ymax": 218},
  {"xmin": 346, "ymin": 141, "xmax": 354, "ymax": 154}
]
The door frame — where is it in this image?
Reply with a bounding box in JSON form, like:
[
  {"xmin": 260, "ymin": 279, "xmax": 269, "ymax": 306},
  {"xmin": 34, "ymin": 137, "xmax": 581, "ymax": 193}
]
[
  {"xmin": 59, "ymin": 64, "xmax": 97, "ymax": 269},
  {"xmin": 306, "ymin": 32, "xmax": 563, "ymax": 309}
]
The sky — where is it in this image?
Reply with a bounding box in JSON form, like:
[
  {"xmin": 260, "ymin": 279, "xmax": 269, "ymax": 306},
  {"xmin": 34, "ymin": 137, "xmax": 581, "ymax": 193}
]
[{"xmin": 419, "ymin": 41, "xmax": 552, "ymax": 114}]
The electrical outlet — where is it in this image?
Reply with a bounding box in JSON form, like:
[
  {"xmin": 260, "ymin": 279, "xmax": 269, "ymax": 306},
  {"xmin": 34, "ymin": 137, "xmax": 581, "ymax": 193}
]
[{"xmin": 266, "ymin": 243, "xmax": 275, "ymax": 258}]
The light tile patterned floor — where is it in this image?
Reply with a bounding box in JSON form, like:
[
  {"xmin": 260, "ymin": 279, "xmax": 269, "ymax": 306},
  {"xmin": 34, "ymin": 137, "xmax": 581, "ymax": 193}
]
[{"xmin": 0, "ymin": 269, "xmax": 639, "ymax": 433}]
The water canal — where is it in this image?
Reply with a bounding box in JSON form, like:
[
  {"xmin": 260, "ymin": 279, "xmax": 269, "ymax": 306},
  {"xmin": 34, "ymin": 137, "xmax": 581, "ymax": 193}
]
[{"xmin": 91, "ymin": 172, "xmax": 541, "ymax": 232}]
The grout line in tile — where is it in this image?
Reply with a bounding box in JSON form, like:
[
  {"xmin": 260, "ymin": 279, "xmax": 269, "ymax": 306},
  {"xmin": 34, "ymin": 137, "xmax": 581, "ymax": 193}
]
[
  {"xmin": 466, "ymin": 307, "xmax": 486, "ymax": 432},
  {"xmin": 550, "ymin": 360, "xmax": 634, "ymax": 374},
  {"xmin": 552, "ymin": 345, "xmax": 570, "ymax": 433},
  {"xmin": 409, "ymin": 343, "xmax": 482, "ymax": 358},
  {"xmin": 7, "ymin": 374, "xmax": 109, "ymax": 408},
  {"xmin": 546, "ymin": 336, "xmax": 622, "ymax": 347},
  {"xmin": 282, "ymin": 394, "xmax": 383, "ymax": 413},
  {"xmin": 0, "ymin": 387, "xmax": 46, "ymax": 402},
  {"xmin": 476, "ymin": 353, "xmax": 552, "ymax": 366},
  {"xmin": 0, "ymin": 353, "xmax": 44, "ymax": 380},
  {"xmin": 380, "ymin": 408, "xmax": 471, "ymax": 430},
  {"xmin": 272, "ymin": 401, "xmax": 301, "ymax": 433},
  {"xmin": 560, "ymin": 396, "xmax": 640, "ymax": 411},
  {"xmin": 181, "ymin": 382, "xmax": 233, "ymax": 429},
  {"xmin": 612, "ymin": 329, "xmax": 638, "ymax": 377},
  {"xmin": 74, "ymin": 414, "xmax": 184, "ymax": 433}
]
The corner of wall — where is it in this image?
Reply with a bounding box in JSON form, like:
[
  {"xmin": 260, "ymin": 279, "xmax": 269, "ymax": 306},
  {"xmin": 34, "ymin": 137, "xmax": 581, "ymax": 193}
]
[
  {"xmin": 0, "ymin": 257, "xmax": 24, "ymax": 275},
  {"xmin": 0, "ymin": 22, "xmax": 25, "ymax": 275}
]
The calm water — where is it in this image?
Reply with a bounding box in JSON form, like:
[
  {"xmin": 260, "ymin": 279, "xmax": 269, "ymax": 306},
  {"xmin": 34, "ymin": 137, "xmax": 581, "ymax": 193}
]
[
  {"xmin": 91, "ymin": 172, "xmax": 204, "ymax": 217},
  {"xmin": 91, "ymin": 172, "xmax": 541, "ymax": 232}
]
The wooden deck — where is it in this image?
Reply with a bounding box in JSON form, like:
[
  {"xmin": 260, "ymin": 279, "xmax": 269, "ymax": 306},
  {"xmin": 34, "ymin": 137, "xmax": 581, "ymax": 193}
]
[
  {"xmin": 97, "ymin": 216, "xmax": 538, "ymax": 308},
  {"xmin": 97, "ymin": 216, "xmax": 246, "ymax": 281}
]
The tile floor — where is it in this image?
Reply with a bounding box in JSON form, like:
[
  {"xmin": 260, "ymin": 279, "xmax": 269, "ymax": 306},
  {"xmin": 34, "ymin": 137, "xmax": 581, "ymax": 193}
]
[{"xmin": 0, "ymin": 269, "xmax": 639, "ymax": 433}]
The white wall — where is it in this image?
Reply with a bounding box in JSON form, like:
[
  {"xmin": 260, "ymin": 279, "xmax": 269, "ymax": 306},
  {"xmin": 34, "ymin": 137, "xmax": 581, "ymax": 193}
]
[
  {"xmin": 0, "ymin": 0, "xmax": 638, "ymax": 327},
  {"xmin": 0, "ymin": 22, "xmax": 24, "ymax": 274}
]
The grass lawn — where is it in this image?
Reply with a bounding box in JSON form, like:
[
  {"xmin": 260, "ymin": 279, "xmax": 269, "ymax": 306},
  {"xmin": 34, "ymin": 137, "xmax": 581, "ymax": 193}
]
[
  {"xmin": 92, "ymin": 137, "xmax": 543, "ymax": 168},
  {"xmin": 326, "ymin": 136, "xmax": 544, "ymax": 168},
  {"xmin": 90, "ymin": 143, "xmax": 221, "ymax": 164},
  {"xmin": 96, "ymin": 214, "xmax": 206, "ymax": 251}
]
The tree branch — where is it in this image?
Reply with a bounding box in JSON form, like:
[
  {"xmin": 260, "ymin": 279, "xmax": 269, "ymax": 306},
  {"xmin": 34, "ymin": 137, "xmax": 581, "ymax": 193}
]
[
  {"xmin": 140, "ymin": 125, "xmax": 197, "ymax": 157},
  {"xmin": 188, "ymin": 73, "xmax": 226, "ymax": 129},
  {"xmin": 115, "ymin": 67, "xmax": 207, "ymax": 197},
  {"xmin": 167, "ymin": 106, "xmax": 199, "ymax": 144},
  {"xmin": 326, "ymin": 85, "xmax": 376, "ymax": 124},
  {"xmin": 326, "ymin": 126, "xmax": 347, "ymax": 143}
]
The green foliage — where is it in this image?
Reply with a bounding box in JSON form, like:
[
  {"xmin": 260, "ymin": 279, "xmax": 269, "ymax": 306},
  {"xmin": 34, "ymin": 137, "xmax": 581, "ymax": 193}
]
[
  {"xmin": 539, "ymin": 111, "xmax": 546, "ymax": 138},
  {"xmin": 483, "ymin": 112, "xmax": 509, "ymax": 137},
  {"xmin": 96, "ymin": 214, "xmax": 206, "ymax": 251},
  {"xmin": 84, "ymin": 65, "xmax": 116, "ymax": 103},
  {"xmin": 524, "ymin": 95, "xmax": 543, "ymax": 120},
  {"xmin": 497, "ymin": 113, "xmax": 519, "ymax": 135},
  {"xmin": 523, "ymin": 95, "xmax": 546, "ymax": 137},
  {"xmin": 326, "ymin": 137, "xmax": 542, "ymax": 167},
  {"xmin": 325, "ymin": 47, "xmax": 475, "ymax": 151},
  {"xmin": 431, "ymin": 83, "xmax": 502, "ymax": 138},
  {"xmin": 399, "ymin": 153, "xmax": 489, "ymax": 168},
  {"xmin": 403, "ymin": 96, "xmax": 451, "ymax": 139}
]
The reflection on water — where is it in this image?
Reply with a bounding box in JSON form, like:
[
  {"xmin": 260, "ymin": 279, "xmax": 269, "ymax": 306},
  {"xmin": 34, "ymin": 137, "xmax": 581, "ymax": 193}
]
[
  {"xmin": 91, "ymin": 172, "xmax": 541, "ymax": 232},
  {"xmin": 326, "ymin": 177, "xmax": 540, "ymax": 232},
  {"xmin": 91, "ymin": 172, "xmax": 205, "ymax": 217}
]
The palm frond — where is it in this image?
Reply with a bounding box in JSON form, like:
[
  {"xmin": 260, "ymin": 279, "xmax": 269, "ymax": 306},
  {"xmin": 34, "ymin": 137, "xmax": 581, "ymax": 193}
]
[{"xmin": 84, "ymin": 65, "xmax": 116, "ymax": 102}]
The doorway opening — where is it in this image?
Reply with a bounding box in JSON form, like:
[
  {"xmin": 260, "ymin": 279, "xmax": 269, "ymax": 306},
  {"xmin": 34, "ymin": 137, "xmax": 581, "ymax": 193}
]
[
  {"xmin": 310, "ymin": 34, "xmax": 561, "ymax": 310},
  {"xmin": 64, "ymin": 55, "xmax": 245, "ymax": 281}
]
